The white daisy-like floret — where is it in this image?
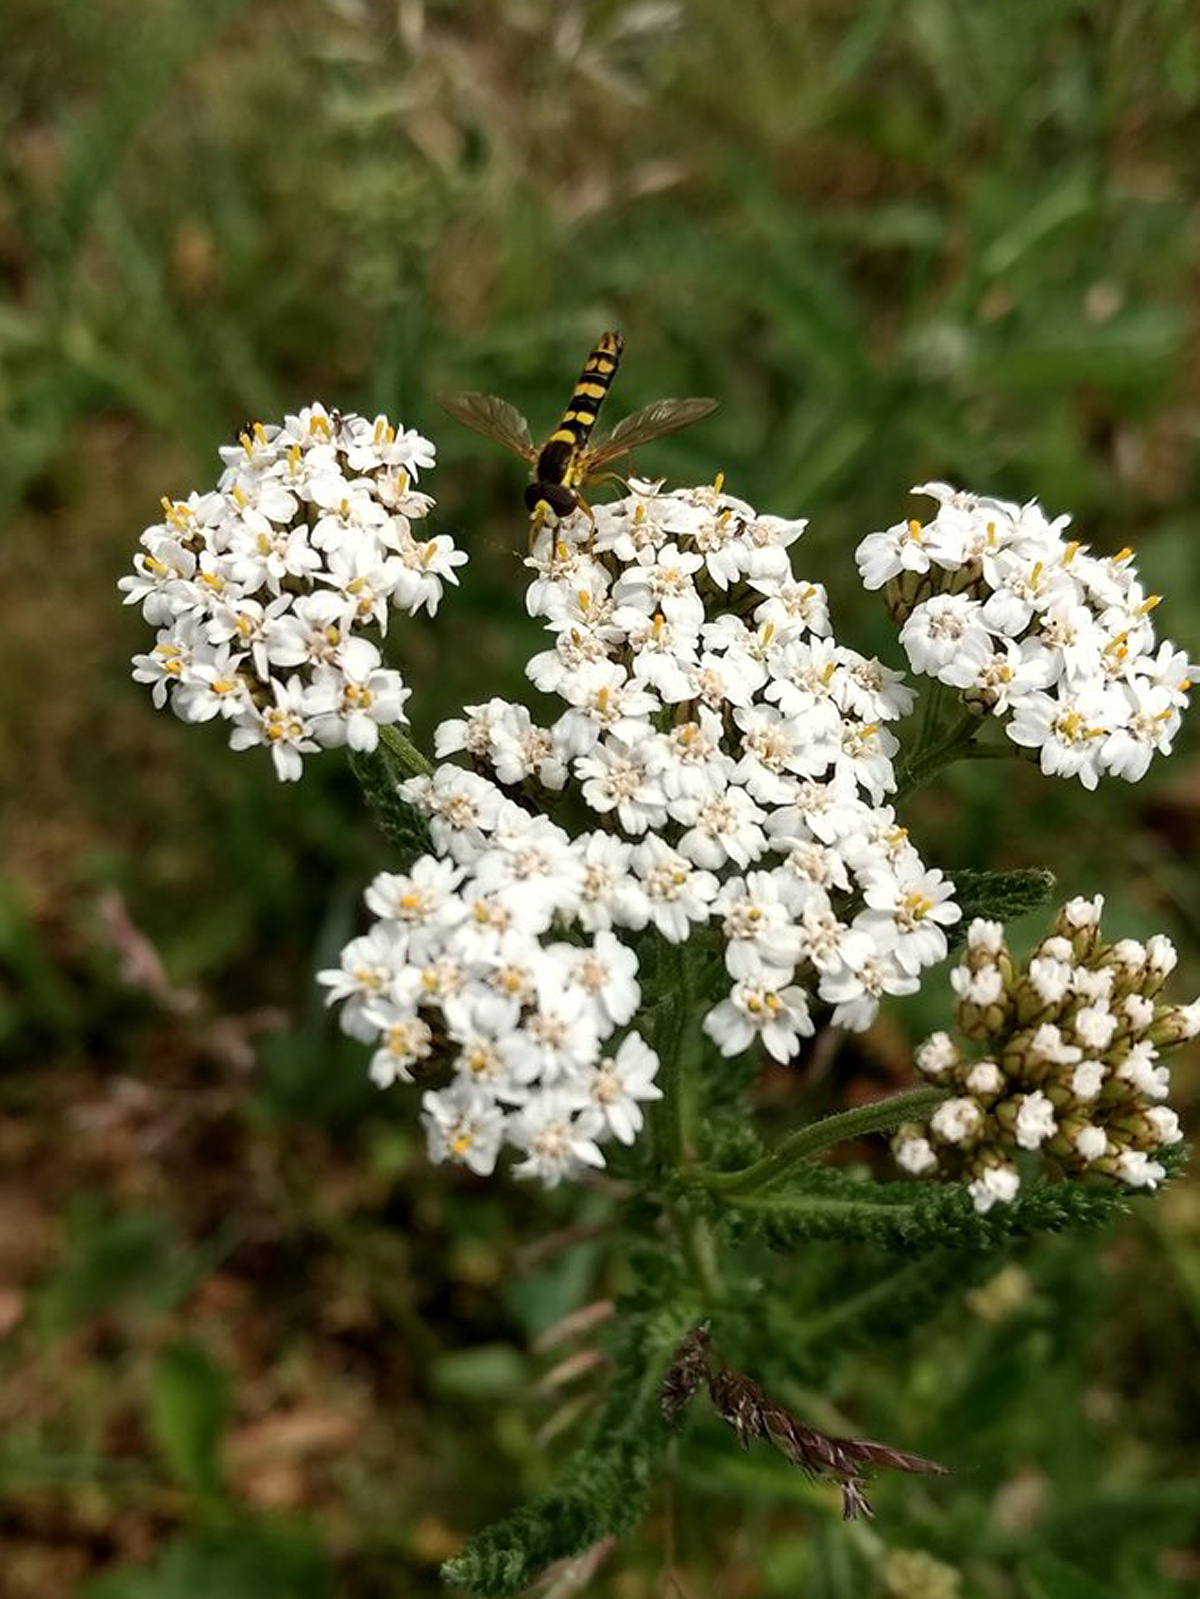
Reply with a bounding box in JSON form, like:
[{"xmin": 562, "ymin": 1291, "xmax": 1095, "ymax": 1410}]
[
  {"xmin": 894, "ymin": 1135, "xmax": 938, "ymax": 1175},
  {"xmin": 1013, "ymin": 1090, "xmax": 1057, "ymax": 1151},
  {"xmin": 915, "ymin": 1032, "xmax": 960, "ymax": 1079},
  {"xmin": 588, "ymin": 1032, "xmax": 662, "ymax": 1144},
  {"xmin": 899, "ymin": 594, "xmax": 992, "ymax": 675},
  {"xmin": 857, "ymin": 864, "xmax": 961, "ymax": 976},
  {"xmin": 930, "ymin": 1097, "xmax": 983, "ymax": 1146},
  {"xmin": 510, "ymin": 1091, "xmax": 606, "ymax": 1187},
  {"xmin": 422, "ymin": 1084, "xmax": 505, "ymax": 1177},
  {"xmin": 1115, "ymin": 1149, "xmax": 1167, "ymax": 1191},
  {"xmin": 632, "ymin": 837, "xmax": 719, "ymax": 943},
  {"xmin": 703, "ymin": 978, "xmax": 815, "ymax": 1064}
]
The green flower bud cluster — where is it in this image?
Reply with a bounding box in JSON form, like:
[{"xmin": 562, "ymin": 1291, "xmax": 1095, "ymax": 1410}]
[{"xmin": 892, "ymin": 896, "xmax": 1191, "ymax": 1212}]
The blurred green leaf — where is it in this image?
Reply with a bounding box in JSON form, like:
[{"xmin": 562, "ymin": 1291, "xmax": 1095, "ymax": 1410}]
[
  {"xmin": 79, "ymin": 1527, "xmax": 331, "ymax": 1599},
  {"xmin": 1021, "ymin": 1551, "xmax": 1121, "ymax": 1599},
  {"xmin": 430, "ymin": 1344, "xmax": 527, "ymax": 1402},
  {"xmin": 35, "ymin": 1196, "xmax": 172, "ymax": 1336},
  {"xmin": 150, "ymin": 1343, "xmax": 229, "ymax": 1499}
]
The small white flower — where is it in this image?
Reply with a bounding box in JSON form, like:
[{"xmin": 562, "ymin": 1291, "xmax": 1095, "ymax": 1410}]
[
  {"xmin": 899, "ymin": 594, "xmax": 992, "ymax": 675},
  {"xmin": 915, "ymin": 1032, "xmax": 959, "ymax": 1078},
  {"xmin": 895, "ymin": 1136, "xmax": 938, "ymax": 1175},
  {"xmin": 422, "ymin": 1084, "xmax": 505, "ymax": 1176},
  {"xmin": 1074, "ymin": 1124, "xmax": 1108, "ymax": 1161},
  {"xmin": 589, "ymin": 1033, "xmax": 662, "ymax": 1144},
  {"xmin": 1145, "ymin": 1106, "xmax": 1182, "ymax": 1146},
  {"xmin": 632, "ymin": 837, "xmax": 719, "ymax": 943},
  {"xmin": 510, "ymin": 1091, "xmax": 607, "ymax": 1186},
  {"xmin": 1115, "ymin": 1149, "xmax": 1166, "ymax": 1190},
  {"xmin": 703, "ymin": 979, "xmax": 814, "ymax": 1063}
]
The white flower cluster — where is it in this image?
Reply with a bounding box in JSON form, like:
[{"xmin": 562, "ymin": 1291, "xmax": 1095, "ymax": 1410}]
[
  {"xmin": 317, "ymin": 806, "xmax": 663, "ymax": 1186},
  {"xmin": 893, "ymin": 897, "xmax": 1192, "ymax": 1212},
  {"xmin": 120, "ymin": 405, "xmax": 465, "ymax": 780},
  {"xmin": 856, "ymin": 483, "xmax": 1192, "ymax": 788},
  {"xmin": 318, "ymin": 476, "xmax": 968, "ymax": 1184}
]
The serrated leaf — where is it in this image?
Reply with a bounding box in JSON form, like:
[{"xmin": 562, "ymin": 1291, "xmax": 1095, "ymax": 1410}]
[
  {"xmin": 150, "ymin": 1343, "xmax": 228, "ymax": 1498},
  {"xmin": 716, "ymin": 1157, "xmax": 1171, "ymax": 1253},
  {"xmin": 949, "ymin": 868, "xmax": 1056, "ymax": 946}
]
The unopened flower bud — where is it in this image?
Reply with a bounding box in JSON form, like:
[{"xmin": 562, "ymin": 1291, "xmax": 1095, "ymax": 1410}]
[
  {"xmin": 1149, "ymin": 1000, "xmax": 1200, "ymax": 1047},
  {"xmin": 915, "ymin": 1031, "xmax": 960, "ymax": 1080}
]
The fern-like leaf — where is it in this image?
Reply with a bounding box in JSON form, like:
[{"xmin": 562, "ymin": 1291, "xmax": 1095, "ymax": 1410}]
[
  {"xmin": 717, "ymin": 1160, "xmax": 1157, "ymax": 1254},
  {"xmin": 948, "ymin": 867, "xmax": 1056, "ymax": 948},
  {"xmin": 349, "ymin": 744, "xmax": 432, "ymax": 863},
  {"xmin": 442, "ymin": 1307, "xmax": 694, "ymax": 1597}
]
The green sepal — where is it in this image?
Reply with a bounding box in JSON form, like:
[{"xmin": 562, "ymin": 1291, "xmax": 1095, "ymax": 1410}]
[
  {"xmin": 442, "ymin": 1305, "xmax": 696, "ymax": 1596},
  {"xmin": 948, "ymin": 867, "xmax": 1056, "ymax": 947},
  {"xmin": 349, "ymin": 744, "xmax": 432, "ymax": 864}
]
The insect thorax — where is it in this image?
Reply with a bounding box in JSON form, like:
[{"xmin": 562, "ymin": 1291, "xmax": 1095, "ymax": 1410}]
[{"xmin": 535, "ymin": 437, "xmax": 577, "ymax": 486}]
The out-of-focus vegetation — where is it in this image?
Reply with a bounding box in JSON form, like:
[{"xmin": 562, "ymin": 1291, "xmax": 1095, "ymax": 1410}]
[{"xmin": 2, "ymin": 1, "xmax": 1199, "ymax": 1593}]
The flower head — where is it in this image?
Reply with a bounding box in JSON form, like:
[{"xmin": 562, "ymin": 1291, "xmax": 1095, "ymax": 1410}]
[
  {"xmin": 121, "ymin": 408, "xmax": 463, "ymax": 778},
  {"xmin": 894, "ymin": 902, "xmax": 1190, "ymax": 1210}
]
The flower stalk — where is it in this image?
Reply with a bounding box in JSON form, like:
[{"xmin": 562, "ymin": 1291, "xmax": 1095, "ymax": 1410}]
[{"xmin": 693, "ymin": 1085, "xmax": 949, "ymax": 1197}]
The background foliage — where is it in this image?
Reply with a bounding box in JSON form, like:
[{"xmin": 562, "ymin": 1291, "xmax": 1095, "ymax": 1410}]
[{"xmin": 2, "ymin": 1, "xmax": 1199, "ymax": 1593}]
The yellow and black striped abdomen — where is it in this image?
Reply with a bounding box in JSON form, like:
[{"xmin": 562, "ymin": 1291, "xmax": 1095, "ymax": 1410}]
[{"xmin": 536, "ymin": 331, "xmax": 624, "ymax": 487}]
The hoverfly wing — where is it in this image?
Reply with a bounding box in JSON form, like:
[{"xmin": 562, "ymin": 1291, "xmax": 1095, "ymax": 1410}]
[
  {"xmin": 585, "ymin": 397, "xmax": 719, "ymax": 469},
  {"xmin": 437, "ymin": 391, "xmax": 538, "ymax": 463}
]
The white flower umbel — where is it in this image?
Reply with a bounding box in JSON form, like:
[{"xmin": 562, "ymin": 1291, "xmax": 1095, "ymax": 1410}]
[
  {"xmin": 893, "ymin": 900, "xmax": 1190, "ymax": 1210},
  {"xmin": 121, "ymin": 407, "xmax": 465, "ymax": 779},
  {"xmin": 858, "ymin": 484, "xmax": 1193, "ymax": 787}
]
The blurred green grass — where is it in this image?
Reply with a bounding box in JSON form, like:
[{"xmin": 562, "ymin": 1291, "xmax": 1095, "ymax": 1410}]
[{"xmin": 2, "ymin": 0, "xmax": 1200, "ymax": 1594}]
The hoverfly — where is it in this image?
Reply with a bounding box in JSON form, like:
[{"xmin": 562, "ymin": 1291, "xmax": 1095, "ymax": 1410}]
[{"xmin": 438, "ymin": 332, "xmax": 717, "ymax": 540}]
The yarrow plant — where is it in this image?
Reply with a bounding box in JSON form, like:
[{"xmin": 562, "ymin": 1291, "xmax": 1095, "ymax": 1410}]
[{"xmin": 123, "ymin": 394, "xmax": 1193, "ymax": 1595}]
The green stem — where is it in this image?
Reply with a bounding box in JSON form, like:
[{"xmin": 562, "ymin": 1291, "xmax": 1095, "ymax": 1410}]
[
  {"xmin": 673, "ymin": 1208, "xmax": 722, "ymax": 1306},
  {"xmin": 895, "ymin": 710, "xmax": 988, "ymax": 798},
  {"xmin": 650, "ymin": 940, "xmax": 688, "ymax": 1169},
  {"xmin": 649, "ymin": 940, "xmax": 724, "ymax": 1304},
  {"xmin": 692, "ymin": 1086, "xmax": 948, "ymax": 1197},
  {"xmin": 379, "ymin": 723, "xmax": 434, "ymax": 777}
]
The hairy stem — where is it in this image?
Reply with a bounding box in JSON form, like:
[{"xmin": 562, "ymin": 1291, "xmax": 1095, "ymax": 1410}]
[{"xmin": 692, "ymin": 1086, "xmax": 948, "ymax": 1197}]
